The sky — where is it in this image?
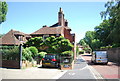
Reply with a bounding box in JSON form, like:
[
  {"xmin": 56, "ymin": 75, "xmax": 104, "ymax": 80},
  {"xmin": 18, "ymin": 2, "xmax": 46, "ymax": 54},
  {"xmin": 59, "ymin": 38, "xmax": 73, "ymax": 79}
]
[{"xmin": 1, "ymin": 2, "xmax": 107, "ymax": 43}]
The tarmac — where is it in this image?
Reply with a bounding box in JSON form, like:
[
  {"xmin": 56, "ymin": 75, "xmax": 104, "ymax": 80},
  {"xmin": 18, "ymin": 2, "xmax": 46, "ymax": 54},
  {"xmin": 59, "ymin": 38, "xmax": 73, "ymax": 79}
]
[{"xmin": 1, "ymin": 55, "xmax": 104, "ymax": 80}]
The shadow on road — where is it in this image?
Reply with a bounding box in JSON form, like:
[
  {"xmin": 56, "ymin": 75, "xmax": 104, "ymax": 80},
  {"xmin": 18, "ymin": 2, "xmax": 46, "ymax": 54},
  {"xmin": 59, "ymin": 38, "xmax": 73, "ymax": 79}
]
[
  {"xmin": 38, "ymin": 66, "xmax": 60, "ymax": 69},
  {"xmin": 82, "ymin": 54, "xmax": 92, "ymax": 57}
]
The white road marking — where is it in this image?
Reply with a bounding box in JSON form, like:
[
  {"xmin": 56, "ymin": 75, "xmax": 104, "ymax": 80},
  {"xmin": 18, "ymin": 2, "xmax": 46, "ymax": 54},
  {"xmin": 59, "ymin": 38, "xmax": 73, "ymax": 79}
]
[
  {"xmin": 68, "ymin": 73, "xmax": 75, "ymax": 75},
  {"xmin": 80, "ymin": 55, "xmax": 104, "ymax": 79},
  {"xmin": 88, "ymin": 66, "xmax": 103, "ymax": 79}
]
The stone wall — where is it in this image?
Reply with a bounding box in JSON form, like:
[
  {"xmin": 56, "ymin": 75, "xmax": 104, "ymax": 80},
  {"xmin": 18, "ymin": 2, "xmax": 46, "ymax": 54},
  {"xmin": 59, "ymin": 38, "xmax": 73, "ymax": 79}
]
[{"xmin": 107, "ymin": 47, "xmax": 120, "ymax": 63}]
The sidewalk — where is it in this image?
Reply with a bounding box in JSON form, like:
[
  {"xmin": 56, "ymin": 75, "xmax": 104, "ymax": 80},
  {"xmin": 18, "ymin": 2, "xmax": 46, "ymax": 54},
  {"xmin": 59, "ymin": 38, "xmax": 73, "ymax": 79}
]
[{"xmin": 1, "ymin": 67, "xmax": 65, "ymax": 79}]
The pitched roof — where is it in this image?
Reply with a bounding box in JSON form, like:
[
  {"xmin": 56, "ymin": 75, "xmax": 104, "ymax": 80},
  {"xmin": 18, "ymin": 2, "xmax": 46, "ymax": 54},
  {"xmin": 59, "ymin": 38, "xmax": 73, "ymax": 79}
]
[
  {"xmin": 0, "ymin": 29, "xmax": 26, "ymax": 45},
  {"xmin": 31, "ymin": 26, "xmax": 65, "ymax": 35}
]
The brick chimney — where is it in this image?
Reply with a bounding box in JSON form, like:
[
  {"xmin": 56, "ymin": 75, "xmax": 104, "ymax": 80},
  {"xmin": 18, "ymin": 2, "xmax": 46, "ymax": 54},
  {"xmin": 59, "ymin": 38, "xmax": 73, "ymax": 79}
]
[{"xmin": 58, "ymin": 7, "xmax": 64, "ymax": 26}]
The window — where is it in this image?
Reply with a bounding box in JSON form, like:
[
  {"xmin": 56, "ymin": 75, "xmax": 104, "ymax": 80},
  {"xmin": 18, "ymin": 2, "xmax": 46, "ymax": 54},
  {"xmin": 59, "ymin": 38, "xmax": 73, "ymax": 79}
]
[
  {"xmin": 56, "ymin": 34, "xmax": 59, "ymax": 36},
  {"xmin": 18, "ymin": 36, "xmax": 23, "ymax": 41},
  {"xmin": 43, "ymin": 34, "xmax": 49, "ymax": 40}
]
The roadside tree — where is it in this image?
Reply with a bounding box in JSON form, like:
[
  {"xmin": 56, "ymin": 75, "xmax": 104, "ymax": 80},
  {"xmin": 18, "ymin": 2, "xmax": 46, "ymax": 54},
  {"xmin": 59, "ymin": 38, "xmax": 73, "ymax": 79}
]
[{"xmin": 0, "ymin": 1, "xmax": 8, "ymax": 24}]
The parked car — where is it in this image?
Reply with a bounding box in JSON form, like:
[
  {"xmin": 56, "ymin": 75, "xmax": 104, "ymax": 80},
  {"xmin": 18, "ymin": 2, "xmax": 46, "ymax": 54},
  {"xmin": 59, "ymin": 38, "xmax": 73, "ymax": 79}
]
[
  {"xmin": 42, "ymin": 54, "xmax": 60, "ymax": 68},
  {"xmin": 91, "ymin": 51, "xmax": 108, "ymax": 65}
]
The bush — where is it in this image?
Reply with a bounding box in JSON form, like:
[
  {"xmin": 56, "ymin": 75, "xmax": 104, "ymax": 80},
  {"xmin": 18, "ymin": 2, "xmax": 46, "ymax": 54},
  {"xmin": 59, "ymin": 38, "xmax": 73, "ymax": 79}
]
[
  {"xmin": 38, "ymin": 52, "xmax": 47, "ymax": 60},
  {"xmin": 79, "ymin": 50, "xmax": 84, "ymax": 54},
  {"xmin": 61, "ymin": 51, "xmax": 73, "ymax": 56},
  {"xmin": 100, "ymin": 46, "xmax": 112, "ymax": 49},
  {"xmin": 28, "ymin": 46, "xmax": 38, "ymax": 58},
  {"xmin": 1, "ymin": 46, "xmax": 19, "ymax": 60},
  {"xmin": 22, "ymin": 48, "xmax": 33, "ymax": 62},
  {"xmin": 112, "ymin": 44, "xmax": 120, "ymax": 48}
]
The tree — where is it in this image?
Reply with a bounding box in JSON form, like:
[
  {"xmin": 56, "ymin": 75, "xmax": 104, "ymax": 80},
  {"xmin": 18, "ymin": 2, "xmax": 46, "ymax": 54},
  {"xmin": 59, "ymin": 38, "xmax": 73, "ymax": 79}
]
[
  {"xmin": 100, "ymin": 0, "xmax": 120, "ymax": 45},
  {"xmin": 43, "ymin": 36, "xmax": 73, "ymax": 53},
  {"xmin": 0, "ymin": 1, "xmax": 8, "ymax": 24},
  {"xmin": 79, "ymin": 0, "xmax": 120, "ymax": 50},
  {"xmin": 43, "ymin": 36, "xmax": 56, "ymax": 53},
  {"xmin": 80, "ymin": 31, "xmax": 102, "ymax": 51},
  {"xmin": 94, "ymin": 20, "xmax": 112, "ymax": 46},
  {"xmin": 25, "ymin": 37, "xmax": 44, "ymax": 51},
  {"xmin": 55, "ymin": 38, "xmax": 73, "ymax": 53},
  {"xmin": 0, "ymin": 34, "xmax": 4, "ymax": 38},
  {"xmin": 25, "ymin": 36, "xmax": 73, "ymax": 53},
  {"xmin": 79, "ymin": 39, "xmax": 87, "ymax": 46}
]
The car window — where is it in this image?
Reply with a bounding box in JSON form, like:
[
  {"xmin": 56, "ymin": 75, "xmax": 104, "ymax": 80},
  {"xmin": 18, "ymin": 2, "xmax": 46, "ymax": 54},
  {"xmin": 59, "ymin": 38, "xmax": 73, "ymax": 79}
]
[{"xmin": 45, "ymin": 55, "xmax": 55, "ymax": 59}]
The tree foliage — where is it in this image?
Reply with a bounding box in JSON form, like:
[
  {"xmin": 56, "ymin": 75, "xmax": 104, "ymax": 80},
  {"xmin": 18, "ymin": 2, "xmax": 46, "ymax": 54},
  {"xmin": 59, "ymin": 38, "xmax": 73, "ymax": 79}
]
[
  {"xmin": 22, "ymin": 48, "xmax": 33, "ymax": 62},
  {"xmin": 0, "ymin": 34, "xmax": 4, "ymax": 38},
  {"xmin": 94, "ymin": 20, "xmax": 112, "ymax": 46},
  {"xmin": 28, "ymin": 46, "xmax": 38, "ymax": 58},
  {"xmin": 25, "ymin": 37, "xmax": 44, "ymax": 51},
  {"xmin": 79, "ymin": 0, "xmax": 120, "ymax": 50},
  {"xmin": 0, "ymin": 1, "xmax": 8, "ymax": 24},
  {"xmin": 25, "ymin": 36, "xmax": 73, "ymax": 53},
  {"xmin": 1, "ymin": 46, "xmax": 19, "ymax": 60},
  {"xmin": 100, "ymin": 0, "xmax": 120, "ymax": 45}
]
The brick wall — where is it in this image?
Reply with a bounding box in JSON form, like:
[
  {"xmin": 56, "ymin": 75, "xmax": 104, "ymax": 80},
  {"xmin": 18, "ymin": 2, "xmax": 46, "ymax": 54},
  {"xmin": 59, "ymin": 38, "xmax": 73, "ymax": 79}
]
[
  {"xmin": 107, "ymin": 47, "xmax": 120, "ymax": 63},
  {"xmin": 1, "ymin": 60, "xmax": 20, "ymax": 69},
  {"xmin": 64, "ymin": 28, "xmax": 73, "ymax": 43}
]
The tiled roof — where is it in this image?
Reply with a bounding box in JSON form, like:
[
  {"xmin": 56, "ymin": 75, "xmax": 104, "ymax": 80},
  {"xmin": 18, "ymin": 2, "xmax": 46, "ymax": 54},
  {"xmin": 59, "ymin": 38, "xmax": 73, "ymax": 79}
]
[
  {"xmin": 31, "ymin": 26, "xmax": 65, "ymax": 35},
  {"xmin": 50, "ymin": 22, "xmax": 71, "ymax": 30},
  {"xmin": 14, "ymin": 31, "xmax": 25, "ymax": 35},
  {"xmin": 0, "ymin": 29, "xmax": 26, "ymax": 45},
  {"xmin": 50, "ymin": 23, "xmax": 59, "ymax": 27}
]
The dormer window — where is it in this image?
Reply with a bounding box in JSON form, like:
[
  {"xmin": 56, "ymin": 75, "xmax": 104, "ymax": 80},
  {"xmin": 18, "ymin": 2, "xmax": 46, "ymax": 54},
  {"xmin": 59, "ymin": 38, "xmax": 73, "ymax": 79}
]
[{"xmin": 18, "ymin": 36, "xmax": 23, "ymax": 41}]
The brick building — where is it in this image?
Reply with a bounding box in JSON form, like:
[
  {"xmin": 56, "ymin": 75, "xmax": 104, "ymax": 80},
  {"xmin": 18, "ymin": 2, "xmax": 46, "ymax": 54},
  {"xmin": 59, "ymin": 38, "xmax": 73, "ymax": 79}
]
[
  {"xmin": 31, "ymin": 7, "xmax": 75, "ymax": 44},
  {"xmin": 0, "ymin": 8, "xmax": 75, "ymax": 46}
]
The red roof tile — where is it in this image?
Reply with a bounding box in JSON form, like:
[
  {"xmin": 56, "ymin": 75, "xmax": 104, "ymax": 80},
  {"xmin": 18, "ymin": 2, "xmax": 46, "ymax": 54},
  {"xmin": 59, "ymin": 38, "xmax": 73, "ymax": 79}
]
[
  {"xmin": 31, "ymin": 26, "xmax": 64, "ymax": 35},
  {"xmin": 0, "ymin": 29, "xmax": 26, "ymax": 45}
]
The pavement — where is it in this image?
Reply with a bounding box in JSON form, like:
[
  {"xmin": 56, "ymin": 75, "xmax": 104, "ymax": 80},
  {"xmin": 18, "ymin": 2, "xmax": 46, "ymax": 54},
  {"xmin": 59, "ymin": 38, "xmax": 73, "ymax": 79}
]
[{"xmin": 1, "ymin": 67, "xmax": 66, "ymax": 79}]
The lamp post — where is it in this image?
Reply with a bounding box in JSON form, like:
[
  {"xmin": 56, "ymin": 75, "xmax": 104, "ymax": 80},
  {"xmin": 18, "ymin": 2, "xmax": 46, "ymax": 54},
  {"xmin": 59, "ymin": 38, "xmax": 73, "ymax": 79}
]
[
  {"xmin": 19, "ymin": 36, "xmax": 23, "ymax": 69},
  {"xmin": 19, "ymin": 43, "xmax": 22, "ymax": 69}
]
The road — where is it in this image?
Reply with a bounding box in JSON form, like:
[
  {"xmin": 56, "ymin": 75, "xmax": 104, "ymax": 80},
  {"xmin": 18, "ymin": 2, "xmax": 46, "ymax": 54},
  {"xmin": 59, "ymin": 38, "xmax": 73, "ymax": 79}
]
[
  {"xmin": 81, "ymin": 54, "xmax": 119, "ymax": 79},
  {"xmin": 59, "ymin": 55, "xmax": 102, "ymax": 79},
  {"xmin": 1, "ymin": 54, "xmax": 119, "ymax": 81},
  {"xmin": 1, "ymin": 55, "xmax": 102, "ymax": 80}
]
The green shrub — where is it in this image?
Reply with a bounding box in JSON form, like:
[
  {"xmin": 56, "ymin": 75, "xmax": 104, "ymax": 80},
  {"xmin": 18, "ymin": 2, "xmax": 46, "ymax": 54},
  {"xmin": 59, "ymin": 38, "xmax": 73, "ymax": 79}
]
[
  {"xmin": 38, "ymin": 52, "xmax": 47, "ymax": 60},
  {"xmin": 22, "ymin": 48, "xmax": 33, "ymax": 62},
  {"xmin": 28, "ymin": 46, "xmax": 38, "ymax": 58},
  {"xmin": 38, "ymin": 52, "xmax": 47, "ymax": 57},
  {"xmin": 61, "ymin": 51, "xmax": 73, "ymax": 56},
  {"xmin": 112, "ymin": 44, "xmax": 120, "ymax": 48},
  {"xmin": 1, "ymin": 46, "xmax": 19, "ymax": 60},
  {"xmin": 100, "ymin": 46, "xmax": 112, "ymax": 49},
  {"xmin": 79, "ymin": 50, "xmax": 84, "ymax": 54}
]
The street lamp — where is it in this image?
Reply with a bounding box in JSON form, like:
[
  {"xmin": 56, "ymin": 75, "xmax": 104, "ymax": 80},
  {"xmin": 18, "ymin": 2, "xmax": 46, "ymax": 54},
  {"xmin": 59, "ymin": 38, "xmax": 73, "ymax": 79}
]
[{"xmin": 19, "ymin": 36, "xmax": 23, "ymax": 69}]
